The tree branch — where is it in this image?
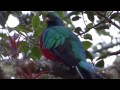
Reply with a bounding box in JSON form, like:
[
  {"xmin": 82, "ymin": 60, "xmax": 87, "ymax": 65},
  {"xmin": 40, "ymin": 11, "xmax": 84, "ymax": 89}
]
[
  {"xmin": 96, "ymin": 49, "xmax": 120, "ymax": 60},
  {"xmin": 81, "ymin": 12, "xmax": 87, "ymax": 26},
  {"xmin": 109, "ymin": 50, "xmax": 120, "ymax": 56},
  {"xmin": 92, "ymin": 42, "xmax": 120, "ymax": 53},
  {"xmin": 96, "ymin": 11, "xmax": 120, "ymax": 30},
  {"xmin": 80, "ymin": 11, "xmax": 114, "ymax": 35},
  {"xmin": 80, "ymin": 19, "xmax": 105, "ymax": 35}
]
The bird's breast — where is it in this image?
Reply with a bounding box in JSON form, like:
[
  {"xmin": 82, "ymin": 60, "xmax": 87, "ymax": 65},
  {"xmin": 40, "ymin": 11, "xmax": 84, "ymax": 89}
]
[{"xmin": 39, "ymin": 36, "xmax": 59, "ymax": 62}]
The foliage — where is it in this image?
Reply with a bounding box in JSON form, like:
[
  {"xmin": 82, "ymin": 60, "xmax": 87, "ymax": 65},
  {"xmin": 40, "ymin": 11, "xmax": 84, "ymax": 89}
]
[{"xmin": 0, "ymin": 11, "xmax": 120, "ymax": 79}]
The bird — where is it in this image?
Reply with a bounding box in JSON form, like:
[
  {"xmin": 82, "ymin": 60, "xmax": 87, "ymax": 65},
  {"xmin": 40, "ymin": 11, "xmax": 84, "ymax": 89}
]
[{"xmin": 39, "ymin": 12, "xmax": 104, "ymax": 79}]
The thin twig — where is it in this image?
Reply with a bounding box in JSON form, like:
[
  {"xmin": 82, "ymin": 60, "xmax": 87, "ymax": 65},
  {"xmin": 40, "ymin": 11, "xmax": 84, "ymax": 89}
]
[
  {"xmin": 109, "ymin": 50, "xmax": 120, "ymax": 56},
  {"xmin": 117, "ymin": 11, "xmax": 120, "ymax": 26},
  {"xmin": 97, "ymin": 50, "xmax": 120, "ymax": 60},
  {"xmin": 96, "ymin": 11, "xmax": 120, "ymax": 30},
  {"xmin": 80, "ymin": 19, "xmax": 105, "ymax": 35},
  {"xmin": 75, "ymin": 66, "xmax": 84, "ymax": 79},
  {"xmin": 80, "ymin": 11, "xmax": 114, "ymax": 35},
  {"xmin": 92, "ymin": 42, "xmax": 120, "ymax": 53},
  {"xmin": 82, "ymin": 12, "xmax": 87, "ymax": 26}
]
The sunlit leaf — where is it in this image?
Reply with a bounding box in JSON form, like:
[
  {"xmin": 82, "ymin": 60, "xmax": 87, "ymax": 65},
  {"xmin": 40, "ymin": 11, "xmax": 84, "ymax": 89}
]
[
  {"xmin": 42, "ymin": 21, "xmax": 47, "ymax": 30},
  {"xmin": 34, "ymin": 21, "xmax": 47, "ymax": 37},
  {"xmin": 32, "ymin": 15, "xmax": 40, "ymax": 29},
  {"xmin": 34, "ymin": 27, "xmax": 42, "ymax": 37},
  {"xmin": 82, "ymin": 41, "xmax": 92, "ymax": 50},
  {"xmin": 85, "ymin": 23, "xmax": 93, "ymax": 30},
  {"xmin": 84, "ymin": 34, "xmax": 92, "ymax": 40}
]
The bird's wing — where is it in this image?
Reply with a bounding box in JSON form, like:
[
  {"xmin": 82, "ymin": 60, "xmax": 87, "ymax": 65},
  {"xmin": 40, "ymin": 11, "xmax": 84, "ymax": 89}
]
[
  {"xmin": 42, "ymin": 26, "xmax": 85, "ymax": 66},
  {"xmin": 42, "ymin": 26, "xmax": 67, "ymax": 49}
]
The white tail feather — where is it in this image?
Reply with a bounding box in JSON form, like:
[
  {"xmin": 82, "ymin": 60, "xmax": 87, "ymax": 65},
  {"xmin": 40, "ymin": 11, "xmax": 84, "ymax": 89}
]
[{"xmin": 75, "ymin": 66, "xmax": 84, "ymax": 79}]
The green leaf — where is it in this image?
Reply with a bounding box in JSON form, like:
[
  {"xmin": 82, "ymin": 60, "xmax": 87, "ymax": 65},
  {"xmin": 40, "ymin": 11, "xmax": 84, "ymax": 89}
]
[
  {"xmin": 72, "ymin": 16, "xmax": 81, "ymax": 21},
  {"xmin": 84, "ymin": 34, "xmax": 92, "ymax": 40},
  {"xmin": 31, "ymin": 46, "xmax": 41, "ymax": 60},
  {"xmin": 82, "ymin": 41, "xmax": 92, "ymax": 50},
  {"xmin": 96, "ymin": 53, "xmax": 108, "ymax": 60},
  {"xmin": 42, "ymin": 21, "xmax": 47, "ymax": 30},
  {"xmin": 0, "ymin": 11, "xmax": 10, "ymax": 28},
  {"xmin": 19, "ymin": 41, "xmax": 29, "ymax": 53},
  {"xmin": 55, "ymin": 11, "xmax": 64, "ymax": 18},
  {"xmin": 110, "ymin": 13, "xmax": 118, "ymax": 19},
  {"xmin": 97, "ymin": 14, "xmax": 102, "ymax": 20},
  {"xmin": 97, "ymin": 30, "xmax": 110, "ymax": 36},
  {"xmin": 34, "ymin": 21, "xmax": 47, "ymax": 37},
  {"xmin": 85, "ymin": 50, "xmax": 93, "ymax": 60},
  {"xmin": 0, "ymin": 33, "xmax": 8, "ymax": 39},
  {"xmin": 86, "ymin": 11, "xmax": 94, "ymax": 22},
  {"xmin": 15, "ymin": 25, "xmax": 33, "ymax": 33},
  {"xmin": 32, "ymin": 15, "xmax": 40, "ymax": 29},
  {"xmin": 85, "ymin": 23, "xmax": 93, "ymax": 30},
  {"xmin": 34, "ymin": 27, "xmax": 41, "ymax": 37},
  {"xmin": 95, "ymin": 60, "xmax": 104, "ymax": 68},
  {"xmin": 74, "ymin": 27, "xmax": 82, "ymax": 34},
  {"xmin": 1, "ymin": 40, "xmax": 9, "ymax": 51},
  {"xmin": 95, "ymin": 25, "xmax": 109, "ymax": 30}
]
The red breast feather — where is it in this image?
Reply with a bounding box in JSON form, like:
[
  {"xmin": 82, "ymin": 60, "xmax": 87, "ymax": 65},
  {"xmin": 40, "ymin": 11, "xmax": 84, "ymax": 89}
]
[{"xmin": 39, "ymin": 36, "xmax": 59, "ymax": 62}]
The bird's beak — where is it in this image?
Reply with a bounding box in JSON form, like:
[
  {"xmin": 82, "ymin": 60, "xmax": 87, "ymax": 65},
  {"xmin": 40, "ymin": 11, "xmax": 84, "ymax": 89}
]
[{"xmin": 45, "ymin": 17, "xmax": 51, "ymax": 22}]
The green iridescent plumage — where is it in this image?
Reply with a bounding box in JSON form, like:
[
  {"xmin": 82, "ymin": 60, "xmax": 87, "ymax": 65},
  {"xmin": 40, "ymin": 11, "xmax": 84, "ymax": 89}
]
[{"xmin": 40, "ymin": 12, "xmax": 104, "ymax": 79}]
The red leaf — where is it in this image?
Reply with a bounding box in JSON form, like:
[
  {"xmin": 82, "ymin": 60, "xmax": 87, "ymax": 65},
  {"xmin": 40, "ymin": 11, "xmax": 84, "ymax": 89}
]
[{"xmin": 34, "ymin": 70, "xmax": 49, "ymax": 79}]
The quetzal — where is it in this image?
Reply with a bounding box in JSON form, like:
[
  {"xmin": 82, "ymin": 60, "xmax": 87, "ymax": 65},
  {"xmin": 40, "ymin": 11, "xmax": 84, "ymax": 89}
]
[{"xmin": 39, "ymin": 12, "xmax": 104, "ymax": 79}]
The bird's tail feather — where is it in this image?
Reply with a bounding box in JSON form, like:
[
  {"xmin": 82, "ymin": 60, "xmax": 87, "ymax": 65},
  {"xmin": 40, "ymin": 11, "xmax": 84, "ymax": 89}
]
[
  {"xmin": 75, "ymin": 66, "xmax": 84, "ymax": 79},
  {"xmin": 77, "ymin": 61, "xmax": 105, "ymax": 79}
]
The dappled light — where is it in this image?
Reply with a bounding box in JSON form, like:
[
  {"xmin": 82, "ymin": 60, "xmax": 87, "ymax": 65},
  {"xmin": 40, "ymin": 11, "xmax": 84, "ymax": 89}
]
[{"xmin": 0, "ymin": 11, "xmax": 120, "ymax": 79}]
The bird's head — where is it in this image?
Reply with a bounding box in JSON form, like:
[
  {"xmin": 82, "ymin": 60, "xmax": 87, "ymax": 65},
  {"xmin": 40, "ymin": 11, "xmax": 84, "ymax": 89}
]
[{"xmin": 45, "ymin": 12, "xmax": 64, "ymax": 27}]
